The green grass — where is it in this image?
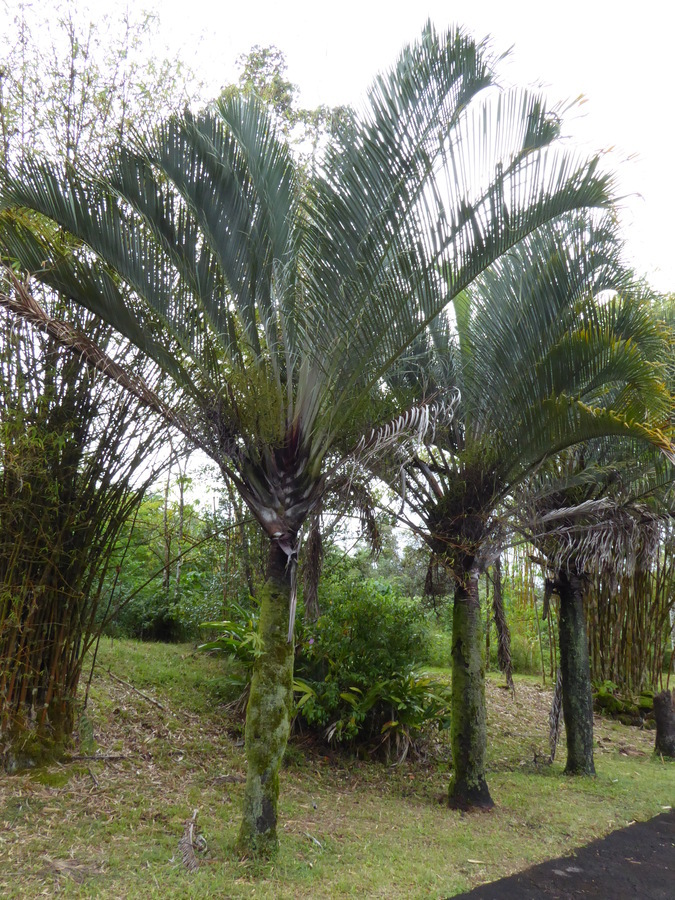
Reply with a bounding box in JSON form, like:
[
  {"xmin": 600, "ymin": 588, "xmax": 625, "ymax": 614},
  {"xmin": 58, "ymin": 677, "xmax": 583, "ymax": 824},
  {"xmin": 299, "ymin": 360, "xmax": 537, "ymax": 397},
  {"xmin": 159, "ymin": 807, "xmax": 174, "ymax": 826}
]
[{"xmin": 0, "ymin": 639, "xmax": 672, "ymax": 898}]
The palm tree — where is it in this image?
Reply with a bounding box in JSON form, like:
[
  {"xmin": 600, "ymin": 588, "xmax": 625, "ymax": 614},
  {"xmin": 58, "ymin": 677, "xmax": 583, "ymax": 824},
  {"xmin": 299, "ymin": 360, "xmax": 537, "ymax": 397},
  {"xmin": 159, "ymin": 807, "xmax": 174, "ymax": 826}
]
[
  {"xmin": 519, "ymin": 429, "xmax": 674, "ymax": 774},
  {"xmin": 376, "ymin": 217, "xmax": 673, "ymax": 807},
  {"xmin": 0, "ymin": 25, "xmax": 618, "ymax": 852}
]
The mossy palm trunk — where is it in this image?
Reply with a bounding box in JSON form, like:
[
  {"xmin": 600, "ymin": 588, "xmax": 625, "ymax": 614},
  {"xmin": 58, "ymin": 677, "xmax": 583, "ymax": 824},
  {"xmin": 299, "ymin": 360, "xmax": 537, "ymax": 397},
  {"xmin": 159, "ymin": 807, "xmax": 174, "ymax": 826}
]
[
  {"xmin": 238, "ymin": 540, "xmax": 295, "ymax": 855},
  {"xmin": 557, "ymin": 570, "xmax": 595, "ymax": 776},
  {"xmin": 448, "ymin": 572, "xmax": 494, "ymax": 809}
]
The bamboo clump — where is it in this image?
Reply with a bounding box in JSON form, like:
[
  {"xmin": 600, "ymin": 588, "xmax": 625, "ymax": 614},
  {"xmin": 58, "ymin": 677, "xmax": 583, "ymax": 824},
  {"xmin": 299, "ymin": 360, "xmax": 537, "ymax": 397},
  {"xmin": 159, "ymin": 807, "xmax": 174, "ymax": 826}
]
[
  {"xmin": 0, "ymin": 301, "xmax": 168, "ymax": 770},
  {"xmin": 585, "ymin": 524, "xmax": 675, "ymax": 693}
]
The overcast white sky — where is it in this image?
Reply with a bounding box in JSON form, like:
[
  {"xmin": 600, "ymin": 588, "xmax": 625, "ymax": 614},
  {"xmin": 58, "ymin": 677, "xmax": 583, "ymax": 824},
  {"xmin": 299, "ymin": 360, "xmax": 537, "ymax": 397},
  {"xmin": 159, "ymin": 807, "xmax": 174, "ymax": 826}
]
[
  {"xmin": 8, "ymin": 0, "xmax": 674, "ymax": 291},
  {"xmin": 135, "ymin": 0, "xmax": 674, "ymax": 293}
]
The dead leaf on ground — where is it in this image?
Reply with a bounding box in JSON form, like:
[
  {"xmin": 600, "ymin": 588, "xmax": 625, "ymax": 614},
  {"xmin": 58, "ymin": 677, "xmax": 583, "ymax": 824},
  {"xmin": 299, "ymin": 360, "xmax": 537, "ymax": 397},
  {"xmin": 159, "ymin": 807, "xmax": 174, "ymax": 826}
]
[
  {"xmin": 40, "ymin": 855, "xmax": 104, "ymax": 883},
  {"xmin": 211, "ymin": 773, "xmax": 246, "ymax": 785}
]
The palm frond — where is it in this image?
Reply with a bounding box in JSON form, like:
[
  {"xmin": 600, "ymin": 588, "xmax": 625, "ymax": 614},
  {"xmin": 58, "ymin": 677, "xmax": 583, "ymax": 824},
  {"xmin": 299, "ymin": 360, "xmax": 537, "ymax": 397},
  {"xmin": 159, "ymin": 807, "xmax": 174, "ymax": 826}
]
[
  {"xmin": 353, "ymin": 389, "xmax": 461, "ymax": 461},
  {"xmin": 0, "ymin": 24, "xmax": 626, "ymax": 554},
  {"xmin": 0, "ymin": 265, "xmax": 190, "ymax": 438}
]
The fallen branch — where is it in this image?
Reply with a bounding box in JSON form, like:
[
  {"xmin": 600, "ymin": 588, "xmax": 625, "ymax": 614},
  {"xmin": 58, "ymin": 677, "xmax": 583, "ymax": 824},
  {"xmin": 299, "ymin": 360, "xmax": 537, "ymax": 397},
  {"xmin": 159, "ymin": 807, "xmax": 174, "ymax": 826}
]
[
  {"xmin": 107, "ymin": 669, "xmax": 169, "ymax": 712},
  {"xmin": 69, "ymin": 754, "xmax": 129, "ymax": 761}
]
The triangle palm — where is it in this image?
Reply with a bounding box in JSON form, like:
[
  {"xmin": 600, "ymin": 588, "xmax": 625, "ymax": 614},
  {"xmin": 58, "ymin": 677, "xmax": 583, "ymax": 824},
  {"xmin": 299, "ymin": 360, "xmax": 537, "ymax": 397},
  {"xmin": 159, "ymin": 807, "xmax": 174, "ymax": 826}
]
[
  {"xmin": 376, "ymin": 215, "xmax": 673, "ymax": 807},
  {"xmin": 0, "ymin": 25, "xmax": 619, "ymax": 851}
]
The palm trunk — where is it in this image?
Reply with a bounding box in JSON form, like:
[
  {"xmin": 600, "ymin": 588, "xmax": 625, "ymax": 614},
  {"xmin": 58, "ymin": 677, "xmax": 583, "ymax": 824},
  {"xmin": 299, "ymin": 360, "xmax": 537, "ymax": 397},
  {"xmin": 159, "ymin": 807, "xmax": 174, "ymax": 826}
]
[
  {"xmin": 238, "ymin": 538, "xmax": 295, "ymax": 855},
  {"xmin": 653, "ymin": 690, "xmax": 675, "ymax": 758},
  {"xmin": 557, "ymin": 569, "xmax": 595, "ymax": 776},
  {"xmin": 448, "ymin": 569, "xmax": 494, "ymax": 809}
]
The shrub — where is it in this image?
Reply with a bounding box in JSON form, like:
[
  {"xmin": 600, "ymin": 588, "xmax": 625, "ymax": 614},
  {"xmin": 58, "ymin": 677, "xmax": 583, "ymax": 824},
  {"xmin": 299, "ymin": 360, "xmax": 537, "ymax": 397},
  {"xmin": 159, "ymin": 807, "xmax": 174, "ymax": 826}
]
[
  {"xmin": 295, "ymin": 577, "xmax": 451, "ymax": 760},
  {"xmin": 294, "ymin": 669, "xmax": 451, "ymax": 762},
  {"xmin": 425, "ymin": 628, "xmax": 454, "ymax": 668},
  {"xmin": 200, "ymin": 577, "xmax": 452, "ymax": 760},
  {"xmin": 105, "ymin": 570, "xmax": 234, "ymax": 642},
  {"xmin": 302, "ymin": 576, "xmax": 428, "ymax": 676}
]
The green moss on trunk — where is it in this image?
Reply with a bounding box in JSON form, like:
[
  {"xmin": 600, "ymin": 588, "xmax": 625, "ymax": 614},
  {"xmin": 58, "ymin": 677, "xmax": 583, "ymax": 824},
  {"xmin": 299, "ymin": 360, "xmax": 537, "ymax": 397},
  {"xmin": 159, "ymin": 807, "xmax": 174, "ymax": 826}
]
[
  {"xmin": 1, "ymin": 725, "xmax": 68, "ymax": 773},
  {"xmin": 557, "ymin": 570, "xmax": 596, "ymax": 776},
  {"xmin": 1, "ymin": 692, "xmax": 78, "ymax": 773},
  {"xmin": 237, "ymin": 540, "xmax": 295, "ymax": 856},
  {"xmin": 448, "ymin": 573, "xmax": 494, "ymax": 809}
]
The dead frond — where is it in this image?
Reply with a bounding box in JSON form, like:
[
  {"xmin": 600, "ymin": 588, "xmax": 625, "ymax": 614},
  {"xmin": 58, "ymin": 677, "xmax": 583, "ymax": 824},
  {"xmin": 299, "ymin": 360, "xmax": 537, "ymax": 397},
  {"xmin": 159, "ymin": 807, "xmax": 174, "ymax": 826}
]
[
  {"xmin": 549, "ymin": 668, "xmax": 563, "ymax": 762},
  {"xmin": 491, "ymin": 558, "xmax": 514, "ymax": 694},
  {"xmin": 302, "ymin": 513, "xmax": 324, "ymax": 623},
  {"xmin": 353, "ymin": 389, "xmax": 461, "ymax": 462},
  {"xmin": 526, "ymin": 498, "xmax": 664, "ymax": 586},
  {"xmin": 178, "ymin": 808, "xmax": 204, "ymax": 873}
]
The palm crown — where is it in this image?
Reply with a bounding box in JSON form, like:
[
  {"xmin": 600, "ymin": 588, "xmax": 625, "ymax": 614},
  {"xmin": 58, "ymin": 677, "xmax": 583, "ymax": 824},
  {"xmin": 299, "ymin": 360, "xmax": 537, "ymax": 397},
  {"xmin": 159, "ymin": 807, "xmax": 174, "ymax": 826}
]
[
  {"xmin": 386, "ymin": 216, "xmax": 672, "ymax": 568},
  {"xmin": 0, "ymin": 24, "xmax": 616, "ymax": 550}
]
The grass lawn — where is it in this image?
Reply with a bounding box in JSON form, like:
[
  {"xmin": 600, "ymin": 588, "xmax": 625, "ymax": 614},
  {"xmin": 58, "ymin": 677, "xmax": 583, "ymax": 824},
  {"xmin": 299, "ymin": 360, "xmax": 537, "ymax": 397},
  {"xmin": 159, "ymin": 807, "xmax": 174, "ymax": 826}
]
[{"xmin": 0, "ymin": 639, "xmax": 672, "ymax": 898}]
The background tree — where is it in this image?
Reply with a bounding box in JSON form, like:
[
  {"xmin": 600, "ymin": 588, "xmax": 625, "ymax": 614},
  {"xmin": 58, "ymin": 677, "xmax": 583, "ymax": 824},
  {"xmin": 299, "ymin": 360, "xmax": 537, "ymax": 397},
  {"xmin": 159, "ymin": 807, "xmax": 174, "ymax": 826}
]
[
  {"xmin": 221, "ymin": 43, "xmax": 352, "ymax": 167},
  {"xmin": 101, "ymin": 478, "xmax": 262, "ymax": 641},
  {"xmin": 0, "ymin": 293, "xmax": 169, "ymax": 770},
  {"xmin": 0, "ymin": 0, "xmax": 199, "ymax": 769},
  {"xmin": 0, "ymin": 0, "xmax": 196, "ymax": 171}
]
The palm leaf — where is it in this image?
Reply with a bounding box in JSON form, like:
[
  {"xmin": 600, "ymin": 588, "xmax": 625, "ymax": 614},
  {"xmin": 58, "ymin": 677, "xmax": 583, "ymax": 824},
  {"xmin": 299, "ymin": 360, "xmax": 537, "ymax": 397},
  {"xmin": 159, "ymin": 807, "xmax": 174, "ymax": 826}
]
[
  {"xmin": 0, "ymin": 24, "xmax": 620, "ymax": 545},
  {"xmin": 376, "ymin": 213, "xmax": 673, "ymax": 562}
]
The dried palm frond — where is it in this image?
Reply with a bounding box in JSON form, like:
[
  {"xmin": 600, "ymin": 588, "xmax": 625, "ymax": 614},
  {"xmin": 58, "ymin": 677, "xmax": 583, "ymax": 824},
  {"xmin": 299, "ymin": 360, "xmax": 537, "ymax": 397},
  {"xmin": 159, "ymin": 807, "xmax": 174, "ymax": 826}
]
[
  {"xmin": 330, "ymin": 474, "xmax": 383, "ymax": 556},
  {"xmin": 286, "ymin": 538, "xmax": 301, "ymax": 642},
  {"xmin": 525, "ymin": 499, "xmax": 664, "ymax": 587},
  {"xmin": 424, "ymin": 554, "xmax": 453, "ymax": 597},
  {"xmin": 302, "ymin": 512, "xmax": 324, "ymax": 623},
  {"xmin": 352, "ymin": 389, "xmax": 461, "ymax": 462},
  {"xmin": 491, "ymin": 558, "xmax": 514, "ymax": 694},
  {"xmin": 549, "ymin": 668, "xmax": 563, "ymax": 762},
  {"xmin": 178, "ymin": 808, "xmax": 202, "ymax": 873}
]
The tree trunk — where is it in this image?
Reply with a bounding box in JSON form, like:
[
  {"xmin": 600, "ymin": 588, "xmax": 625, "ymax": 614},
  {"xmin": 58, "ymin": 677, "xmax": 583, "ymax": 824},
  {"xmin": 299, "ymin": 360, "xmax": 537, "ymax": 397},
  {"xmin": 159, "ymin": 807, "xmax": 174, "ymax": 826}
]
[
  {"xmin": 448, "ymin": 571, "xmax": 494, "ymax": 809},
  {"xmin": 237, "ymin": 539, "xmax": 295, "ymax": 856},
  {"xmin": 491, "ymin": 557, "xmax": 514, "ymax": 692},
  {"xmin": 557, "ymin": 570, "xmax": 596, "ymax": 776},
  {"xmin": 653, "ymin": 690, "xmax": 675, "ymax": 758},
  {"xmin": 302, "ymin": 515, "xmax": 323, "ymax": 623}
]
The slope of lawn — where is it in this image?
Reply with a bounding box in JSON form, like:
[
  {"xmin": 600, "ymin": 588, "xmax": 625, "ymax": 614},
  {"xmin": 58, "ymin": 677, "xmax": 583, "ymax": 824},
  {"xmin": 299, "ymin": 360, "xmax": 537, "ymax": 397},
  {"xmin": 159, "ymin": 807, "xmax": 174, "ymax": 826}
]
[{"xmin": 0, "ymin": 638, "xmax": 672, "ymax": 898}]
